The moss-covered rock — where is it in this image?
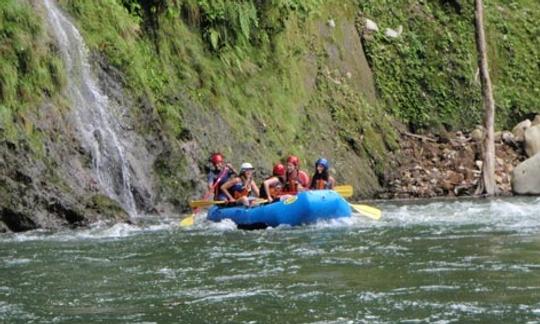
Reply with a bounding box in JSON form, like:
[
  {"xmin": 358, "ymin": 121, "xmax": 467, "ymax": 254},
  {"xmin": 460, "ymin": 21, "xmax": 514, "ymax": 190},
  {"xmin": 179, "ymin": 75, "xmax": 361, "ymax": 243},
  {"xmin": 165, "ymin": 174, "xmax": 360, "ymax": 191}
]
[{"xmin": 86, "ymin": 194, "xmax": 129, "ymax": 223}]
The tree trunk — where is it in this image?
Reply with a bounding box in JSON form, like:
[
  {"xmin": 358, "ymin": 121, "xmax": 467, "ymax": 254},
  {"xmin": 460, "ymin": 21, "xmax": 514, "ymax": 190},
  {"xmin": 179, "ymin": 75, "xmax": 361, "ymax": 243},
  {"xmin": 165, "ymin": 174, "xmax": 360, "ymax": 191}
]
[{"xmin": 475, "ymin": 0, "xmax": 496, "ymax": 196}]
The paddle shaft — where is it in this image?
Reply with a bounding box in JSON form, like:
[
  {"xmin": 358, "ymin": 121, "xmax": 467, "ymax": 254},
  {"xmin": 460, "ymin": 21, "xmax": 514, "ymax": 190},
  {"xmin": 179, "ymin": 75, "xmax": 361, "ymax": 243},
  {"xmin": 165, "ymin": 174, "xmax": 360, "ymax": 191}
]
[
  {"xmin": 182, "ymin": 166, "xmax": 230, "ymax": 226},
  {"xmin": 194, "ymin": 166, "xmax": 229, "ymax": 210}
]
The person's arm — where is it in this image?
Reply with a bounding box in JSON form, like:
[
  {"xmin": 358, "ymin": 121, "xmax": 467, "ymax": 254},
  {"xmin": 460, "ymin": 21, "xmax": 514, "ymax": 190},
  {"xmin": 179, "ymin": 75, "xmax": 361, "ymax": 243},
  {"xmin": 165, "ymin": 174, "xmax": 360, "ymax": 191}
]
[
  {"xmin": 298, "ymin": 171, "xmax": 310, "ymax": 191},
  {"xmin": 221, "ymin": 178, "xmax": 238, "ymax": 202},
  {"xmin": 251, "ymin": 180, "xmax": 260, "ymax": 197},
  {"xmin": 263, "ymin": 177, "xmax": 278, "ymax": 202},
  {"xmin": 328, "ymin": 176, "xmax": 336, "ymax": 189}
]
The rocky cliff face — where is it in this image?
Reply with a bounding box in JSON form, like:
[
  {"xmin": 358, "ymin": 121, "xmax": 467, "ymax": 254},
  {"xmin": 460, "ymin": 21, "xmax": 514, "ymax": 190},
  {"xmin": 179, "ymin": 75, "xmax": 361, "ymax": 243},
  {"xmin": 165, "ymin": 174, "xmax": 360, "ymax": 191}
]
[{"xmin": 1, "ymin": 0, "xmax": 392, "ymax": 232}]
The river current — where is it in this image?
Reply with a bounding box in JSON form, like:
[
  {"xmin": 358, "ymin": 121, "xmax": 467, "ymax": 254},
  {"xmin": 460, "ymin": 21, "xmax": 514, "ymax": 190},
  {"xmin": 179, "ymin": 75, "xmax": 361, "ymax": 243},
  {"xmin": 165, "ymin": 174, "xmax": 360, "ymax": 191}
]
[{"xmin": 2, "ymin": 197, "xmax": 540, "ymax": 322}]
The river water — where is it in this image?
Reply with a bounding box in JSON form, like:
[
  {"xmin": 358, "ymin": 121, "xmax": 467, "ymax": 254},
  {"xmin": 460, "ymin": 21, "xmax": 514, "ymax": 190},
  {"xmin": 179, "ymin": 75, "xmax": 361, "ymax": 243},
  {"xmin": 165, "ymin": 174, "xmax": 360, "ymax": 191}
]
[{"xmin": 2, "ymin": 197, "xmax": 540, "ymax": 322}]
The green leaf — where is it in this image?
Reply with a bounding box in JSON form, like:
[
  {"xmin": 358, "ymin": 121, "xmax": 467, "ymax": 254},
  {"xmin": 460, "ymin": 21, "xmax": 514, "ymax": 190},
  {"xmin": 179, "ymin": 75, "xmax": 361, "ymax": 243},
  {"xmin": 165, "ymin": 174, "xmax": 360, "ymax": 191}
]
[{"xmin": 209, "ymin": 28, "xmax": 219, "ymax": 50}]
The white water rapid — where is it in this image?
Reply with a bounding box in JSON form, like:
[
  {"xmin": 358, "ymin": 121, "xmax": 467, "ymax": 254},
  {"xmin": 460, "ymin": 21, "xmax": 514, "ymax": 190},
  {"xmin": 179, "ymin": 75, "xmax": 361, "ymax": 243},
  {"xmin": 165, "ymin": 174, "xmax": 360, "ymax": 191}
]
[{"xmin": 43, "ymin": 0, "xmax": 137, "ymax": 216}]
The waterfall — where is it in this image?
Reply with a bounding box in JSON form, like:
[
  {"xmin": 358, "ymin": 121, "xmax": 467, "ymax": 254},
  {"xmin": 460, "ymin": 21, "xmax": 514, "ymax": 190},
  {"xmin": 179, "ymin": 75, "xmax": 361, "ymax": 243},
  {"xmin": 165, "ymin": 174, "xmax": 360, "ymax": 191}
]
[{"xmin": 43, "ymin": 0, "xmax": 137, "ymax": 216}]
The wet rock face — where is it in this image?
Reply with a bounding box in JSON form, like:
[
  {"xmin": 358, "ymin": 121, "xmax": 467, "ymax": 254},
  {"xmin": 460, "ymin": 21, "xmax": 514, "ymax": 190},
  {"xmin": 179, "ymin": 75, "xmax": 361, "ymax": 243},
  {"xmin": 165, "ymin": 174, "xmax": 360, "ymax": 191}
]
[
  {"xmin": 379, "ymin": 130, "xmax": 525, "ymax": 199},
  {"xmin": 0, "ymin": 118, "xmax": 129, "ymax": 233},
  {"xmin": 1, "ymin": 208, "xmax": 37, "ymax": 232}
]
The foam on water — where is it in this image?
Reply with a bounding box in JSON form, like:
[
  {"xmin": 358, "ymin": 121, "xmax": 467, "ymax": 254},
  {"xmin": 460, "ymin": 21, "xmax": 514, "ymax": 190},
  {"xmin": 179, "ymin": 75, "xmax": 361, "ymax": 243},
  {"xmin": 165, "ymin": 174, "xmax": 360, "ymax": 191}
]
[
  {"xmin": 378, "ymin": 196, "xmax": 540, "ymax": 231},
  {"xmin": 2, "ymin": 220, "xmax": 172, "ymax": 243},
  {"xmin": 4, "ymin": 196, "xmax": 540, "ymax": 245}
]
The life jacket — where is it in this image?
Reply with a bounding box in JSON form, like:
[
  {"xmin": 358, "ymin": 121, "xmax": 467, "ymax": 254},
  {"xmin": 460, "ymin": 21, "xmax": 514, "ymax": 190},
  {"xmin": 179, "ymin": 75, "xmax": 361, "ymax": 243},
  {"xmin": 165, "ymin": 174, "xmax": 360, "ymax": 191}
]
[
  {"xmin": 260, "ymin": 176, "xmax": 285, "ymax": 199},
  {"xmin": 284, "ymin": 170, "xmax": 310, "ymax": 194},
  {"xmin": 310, "ymin": 172, "xmax": 331, "ymax": 190},
  {"xmin": 211, "ymin": 168, "xmax": 233, "ymax": 199},
  {"xmin": 230, "ymin": 176, "xmax": 251, "ymax": 199},
  {"xmin": 268, "ymin": 183, "xmax": 284, "ymax": 199},
  {"xmin": 313, "ymin": 179, "xmax": 329, "ymax": 190}
]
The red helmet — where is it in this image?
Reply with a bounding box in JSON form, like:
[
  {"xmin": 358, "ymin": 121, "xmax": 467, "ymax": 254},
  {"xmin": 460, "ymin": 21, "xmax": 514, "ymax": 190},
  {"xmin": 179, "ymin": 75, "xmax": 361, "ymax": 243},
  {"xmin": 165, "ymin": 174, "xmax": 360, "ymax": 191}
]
[
  {"xmin": 210, "ymin": 153, "xmax": 224, "ymax": 165},
  {"xmin": 273, "ymin": 164, "xmax": 286, "ymax": 176},
  {"xmin": 286, "ymin": 155, "xmax": 299, "ymax": 167}
]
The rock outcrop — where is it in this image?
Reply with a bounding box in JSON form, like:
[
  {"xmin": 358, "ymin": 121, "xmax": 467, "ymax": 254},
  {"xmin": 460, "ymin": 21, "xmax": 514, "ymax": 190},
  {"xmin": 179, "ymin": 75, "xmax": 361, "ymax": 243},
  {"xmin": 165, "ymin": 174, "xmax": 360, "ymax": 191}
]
[
  {"xmin": 524, "ymin": 124, "xmax": 540, "ymax": 157},
  {"xmin": 512, "ymin": 153, "xmax": 540, "ymax": 195}
]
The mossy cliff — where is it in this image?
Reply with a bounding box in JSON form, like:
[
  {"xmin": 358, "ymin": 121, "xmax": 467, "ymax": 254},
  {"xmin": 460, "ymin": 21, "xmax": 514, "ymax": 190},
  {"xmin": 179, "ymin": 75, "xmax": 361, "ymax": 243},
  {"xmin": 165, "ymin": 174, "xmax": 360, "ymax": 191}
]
[{"xmin": 0, "ymin": 0, "xmax": 539, "ymax": 231}]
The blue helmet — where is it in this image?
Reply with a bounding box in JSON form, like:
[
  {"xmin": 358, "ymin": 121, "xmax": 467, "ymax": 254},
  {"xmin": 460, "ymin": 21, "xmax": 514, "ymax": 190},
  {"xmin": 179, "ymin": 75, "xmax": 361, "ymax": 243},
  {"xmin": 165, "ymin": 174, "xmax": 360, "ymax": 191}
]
[{"xmin": 315, "ymin": 158, "xmax": 329, "ymax": 170}]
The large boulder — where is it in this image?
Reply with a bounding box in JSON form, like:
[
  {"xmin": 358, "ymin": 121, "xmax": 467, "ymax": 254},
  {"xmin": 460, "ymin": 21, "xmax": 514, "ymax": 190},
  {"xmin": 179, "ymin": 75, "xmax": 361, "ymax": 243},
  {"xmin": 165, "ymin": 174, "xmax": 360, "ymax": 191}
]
[
  {"xmin": 532, "ymin": 115, "xmax": 540, "ymax": 127},
  {"xmin": 512, "ymin": 153, "xmax": 540, "ymax": 194},
  {"xmin": 512, "ymin": 119, "xmax": 531, "ymax": 142},
  {"xmin": 524, "ymin": 124, "xmax": 540, "ymax": 157}
]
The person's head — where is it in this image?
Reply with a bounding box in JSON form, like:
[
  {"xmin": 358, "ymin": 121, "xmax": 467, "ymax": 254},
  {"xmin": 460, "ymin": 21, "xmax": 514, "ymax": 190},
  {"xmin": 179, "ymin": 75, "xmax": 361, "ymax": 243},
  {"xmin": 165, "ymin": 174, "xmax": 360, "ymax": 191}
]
[
  {"xmin": 315, "ymin": 158, "xmax": 329, "ymax": 174},
  {"xmin": 286, "ymin": 155, "xmax": 299, "ymax": 172},
  {"xmin": 210, "ymin": 153, "xmax": 224, "ymax": 169},
  {"xmin": 272, "ymin": 163, "xmax": 286, "ymax": 178},
  {"xmin": 240, "ymin": 162, "xmax": 254, "ymax": 177}
]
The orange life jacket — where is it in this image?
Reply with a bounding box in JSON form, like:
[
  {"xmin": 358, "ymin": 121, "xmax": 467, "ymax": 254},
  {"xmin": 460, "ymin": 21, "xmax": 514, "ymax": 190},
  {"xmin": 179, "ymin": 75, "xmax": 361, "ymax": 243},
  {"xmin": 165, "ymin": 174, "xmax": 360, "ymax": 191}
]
[
  {"xmin": 231, "ymin": 176, "xmax": 251, "ymax": 199},
  {"xmin": 284, "ymin": 170, "xmax": 310, "ymax": 194},
  {"xmin": 233, "ymin": 188, "xmax": 250, "ymax": 199},
  {"xmin": 313, "ymin": 179, "xmax": 328, "ymax": 190},
  {"xmin": 268, "ymin": 181, "xmax": 284, "ymax": 199}
]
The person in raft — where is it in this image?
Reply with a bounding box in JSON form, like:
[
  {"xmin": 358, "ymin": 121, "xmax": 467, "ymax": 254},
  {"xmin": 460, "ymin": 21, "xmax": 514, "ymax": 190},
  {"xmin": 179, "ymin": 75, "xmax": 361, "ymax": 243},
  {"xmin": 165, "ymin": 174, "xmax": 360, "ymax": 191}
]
[
  {"xmin": 207, "ymin": 152, "xmax": 237, "ymax": 201},
  {"xmin": 283, "ymin": 155, "xmax": 310, "ymax": 194},
  {"xmin": 309, "ymin": 158, "xmax": 336, "ymax": 190},
  {"xmin": 221, "ymin": 162, "xmax": 260, "ymax": 207},
  {"xmin": 259, "ymin": 163, "xmax": 287, "ymax": 203}
]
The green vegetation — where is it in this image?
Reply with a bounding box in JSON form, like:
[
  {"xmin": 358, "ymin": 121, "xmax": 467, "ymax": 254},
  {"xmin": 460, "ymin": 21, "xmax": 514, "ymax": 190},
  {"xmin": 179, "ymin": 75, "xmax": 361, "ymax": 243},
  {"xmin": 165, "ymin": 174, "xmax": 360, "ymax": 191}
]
[
  {"xmin": 357, "ymin": 0, "xmax": 540, "ymax": 130},
  {"xmin": 0, "ymin": 0, "xmax": 65, "ymax": 145}
]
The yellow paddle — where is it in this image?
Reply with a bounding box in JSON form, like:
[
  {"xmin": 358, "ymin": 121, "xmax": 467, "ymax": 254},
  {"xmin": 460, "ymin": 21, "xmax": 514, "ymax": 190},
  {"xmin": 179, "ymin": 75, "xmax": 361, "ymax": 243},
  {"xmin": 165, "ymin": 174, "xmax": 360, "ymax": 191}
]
[
  {"xmin": 189, "ymin": 200, "xmax": 227, "ymax": 208},
  {"xmin": 349, "ymin": 203, "xmax": 382, "ymax": 220},
  {"xmin": 180, "ymin": 200, "xmax": 226, "ymax": 227},
  {"xmin": 333, "ymin": 185, "xmax": 353, "ymax": 198},
  {"xmin": 180, "ymin": 214, "xmax": 195, "ymax": 227},
  {"xmin": 181, "ymin": 166, "xmax": 232, "ymax": 227},
  {"xmin": 334, "ymin": 185, "xmax": 382, "ymax": 220}
]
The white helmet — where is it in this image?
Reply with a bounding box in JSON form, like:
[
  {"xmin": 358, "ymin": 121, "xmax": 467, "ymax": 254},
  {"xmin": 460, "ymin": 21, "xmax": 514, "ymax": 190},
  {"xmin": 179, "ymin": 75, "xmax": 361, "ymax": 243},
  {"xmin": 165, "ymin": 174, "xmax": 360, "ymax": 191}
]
[{"xmin": 240, "ymin": 162, "xmax": 254, "ymax": 172}]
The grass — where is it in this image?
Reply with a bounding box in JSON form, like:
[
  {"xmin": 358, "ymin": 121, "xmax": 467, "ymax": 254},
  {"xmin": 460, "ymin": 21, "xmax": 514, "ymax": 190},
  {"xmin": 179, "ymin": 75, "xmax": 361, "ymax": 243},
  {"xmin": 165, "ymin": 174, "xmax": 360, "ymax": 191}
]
[{"xmin": 0, "ymin": 0, "xmax": 65, "ymax": 154}]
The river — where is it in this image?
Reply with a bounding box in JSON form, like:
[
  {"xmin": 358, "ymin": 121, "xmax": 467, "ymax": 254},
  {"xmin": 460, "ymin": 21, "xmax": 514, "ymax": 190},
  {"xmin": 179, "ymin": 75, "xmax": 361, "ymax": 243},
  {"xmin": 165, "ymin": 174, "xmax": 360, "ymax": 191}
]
[{"xmin": 2, "ymin": 197, "xmax": 540, "ymax": 322}]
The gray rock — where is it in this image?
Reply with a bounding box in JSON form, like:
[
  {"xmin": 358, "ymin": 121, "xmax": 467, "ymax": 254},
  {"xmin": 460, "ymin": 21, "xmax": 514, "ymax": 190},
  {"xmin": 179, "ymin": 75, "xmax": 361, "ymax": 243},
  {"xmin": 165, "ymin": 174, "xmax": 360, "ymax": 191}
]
[
  {"xmin": 470, "ymin": 126, "xmax": 485, "ymax": 142},
  {"xmin": 385, "ymin": 25, "xmax": 403, "ymax": 38},
  {"xmin": 532, "ymin": 115, "xmax": 540, "ymax": 127},
  {"xmin": 501, "ymin": 131, "xmax": 516, "ymax": 146},
  {"xmin": 365, "ymin": 18, "xmax": 379, "ymax": 32},
  {"xmin": 512, "ymin": 153, "xmax": 540, "ymax": 194},
  {"xmin": 512, "ymin": 119, "xmax": 531, "ymax": 142},
  {"xmin": 524, "ymin": 124, "xmax": 540, "ymax": 157}
]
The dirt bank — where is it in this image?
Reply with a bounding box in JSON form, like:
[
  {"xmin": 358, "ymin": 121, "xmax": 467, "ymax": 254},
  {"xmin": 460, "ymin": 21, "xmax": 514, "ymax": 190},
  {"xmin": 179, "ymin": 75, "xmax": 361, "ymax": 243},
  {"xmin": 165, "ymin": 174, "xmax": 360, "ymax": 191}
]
[{"xmin": 378, "ymin": 128, "xmax": 525, "ymax": 199}]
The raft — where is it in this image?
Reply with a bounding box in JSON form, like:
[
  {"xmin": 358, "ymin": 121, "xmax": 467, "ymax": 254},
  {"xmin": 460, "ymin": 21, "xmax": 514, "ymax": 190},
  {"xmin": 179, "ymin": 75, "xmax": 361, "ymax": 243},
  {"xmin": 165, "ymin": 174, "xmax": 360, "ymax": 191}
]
[{"xmin": 207, "ymin": 190, "xmax": 351, "ymax": 228}]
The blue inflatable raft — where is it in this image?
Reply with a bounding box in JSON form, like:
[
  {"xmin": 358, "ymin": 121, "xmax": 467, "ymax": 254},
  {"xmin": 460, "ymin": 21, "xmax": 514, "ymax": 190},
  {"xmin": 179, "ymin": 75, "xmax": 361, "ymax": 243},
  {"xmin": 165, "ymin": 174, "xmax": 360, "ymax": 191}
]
[{"xmin": 207, "ymin": 190, "xmax": 351, "ymax": 228}]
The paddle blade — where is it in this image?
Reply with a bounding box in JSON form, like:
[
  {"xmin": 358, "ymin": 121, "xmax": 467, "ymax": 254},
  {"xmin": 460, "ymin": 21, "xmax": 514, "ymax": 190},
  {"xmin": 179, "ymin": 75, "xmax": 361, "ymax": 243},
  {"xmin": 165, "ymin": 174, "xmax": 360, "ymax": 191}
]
[
  {"xmin": 180, "ymin": 214, "xmax": 195, "ymax": 227},
  {"xmin": 350, "ymin": 204, "xmax": 382, "ymax": 220},
  {"xmin": 334, "ymin": 185, "xmax": 353, "ymax": 198},
  {"xmin": 189, "ymin": 200, "xmax": 226, "ymax": 208}
]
